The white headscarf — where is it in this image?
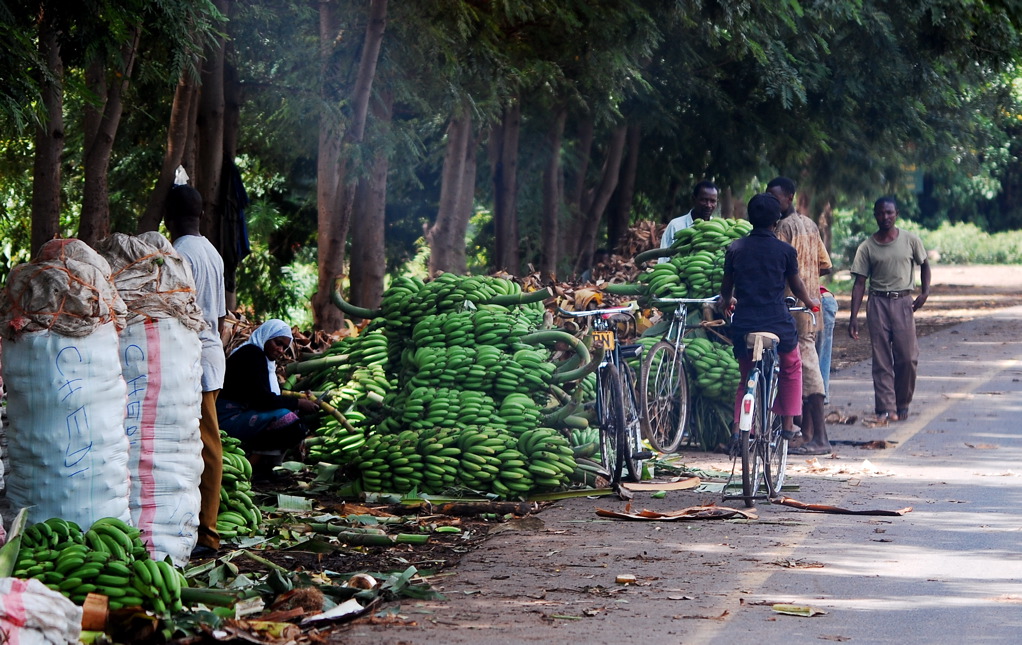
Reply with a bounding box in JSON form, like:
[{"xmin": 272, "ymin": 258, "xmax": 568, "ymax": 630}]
[{"xmin": 233, "ymin": 319, "xmax": 293, "ymax": 394}]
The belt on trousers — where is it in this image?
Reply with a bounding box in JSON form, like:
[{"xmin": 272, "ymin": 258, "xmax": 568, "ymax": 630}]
[{"xmin": 869, "ymin": 289, "xmax": 912, "ymax": 299}]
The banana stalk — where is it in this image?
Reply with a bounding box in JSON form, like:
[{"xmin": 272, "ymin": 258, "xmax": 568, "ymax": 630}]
[
  {"xmin": 549, "ymin": 345, "xmax": 605, "ymax": 384},
  {"xmin": 634, "ymin": 247, "xmax": 680, "ymax": 265},
  {"xmin": 519, "ymin": 329, "xmax": 591, "ymax": 367},
  {"xmin": 331, "ymin": 284, "xmax": 380, "ymax": 320},
  {"xmin": 282, "ymin": 390, "xmax": 359, "ymax": 435},
  {"xmin": 484, "ymin": 287, "xmax": 553, "ymax": 306},
  {"xmin": 285, "ymin": 354, "xmax": 349, "ymax": 375}
]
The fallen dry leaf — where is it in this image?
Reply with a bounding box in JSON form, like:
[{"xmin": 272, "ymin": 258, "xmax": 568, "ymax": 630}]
[{"xmin": 772, "ymin": 603, "xmax": 827, "ymax": 617}]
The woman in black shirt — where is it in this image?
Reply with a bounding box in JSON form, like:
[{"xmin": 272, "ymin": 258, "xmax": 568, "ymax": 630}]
[{"xmin": 217, "ymin": 320, "xmax": 318, "ymax": 476}]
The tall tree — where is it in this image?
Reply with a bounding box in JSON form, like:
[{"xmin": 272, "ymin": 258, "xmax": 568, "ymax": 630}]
[
  {"xmin": 78, "ymin": 11, "xmax": 141, "ymax": 246},
  {"xmin": 30, "ymin": 1, "xmax": 64, "ymax": 255},
  {"xmin": 312, "ymin": 0, "xmax": 387, "ymax": 332}
]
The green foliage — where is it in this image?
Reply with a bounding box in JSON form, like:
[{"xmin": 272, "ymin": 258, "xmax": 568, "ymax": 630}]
[
  {"xmin": 832, "ymin": 211, "xmax": 1022, "ymax": 268},
  {"xmin": 900, "ymin": 220, "xmax": 1022, "ymax": 265},
  {"xmin": 236, "ymin": 235, "xmax": 317, "ymax": 329}
]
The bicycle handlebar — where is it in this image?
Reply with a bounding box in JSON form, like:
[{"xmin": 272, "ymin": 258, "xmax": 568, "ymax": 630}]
[
  {"xmin": 788, "ymin": 304, "xmax": 817, "ymax": 327},
  {"xmin": 650, "ymin": 295, "xmax": 720, "ymax": 305},
  {"xmin": 556, "ymin": 304, "xmax": 636, "ymax": 318}
]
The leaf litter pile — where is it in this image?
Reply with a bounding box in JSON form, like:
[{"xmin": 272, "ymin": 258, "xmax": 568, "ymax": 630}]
[{"xmin": 101, "ymin": 467, "xmax": 521, "ymax": 644}]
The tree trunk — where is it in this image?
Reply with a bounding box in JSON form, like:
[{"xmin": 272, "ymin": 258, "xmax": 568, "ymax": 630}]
[
  {"xmin": 719, "ymin": 186, "xmax": 735, "ymax": 220},
  {"xmin": 817, "ymin": 199, "xmax": 834, "ymax": 253},
  {"xmin": 573, "ymin": 124, "xmax": 627, "ymax": 276},
  {"xmin": 31, "ymin": 3, "xmax": 63, "ymax": 256},
  {"xmin": 138, "ymin": 67, "xmax": 199, "ymax": 233},
  {"xmin": 349, "ymin": 92, "xmax": 392, "ymax": 311},
  {"xmin": 492, "ymin": 100, "xmax": 521, "ymax": 273},
  {"xmin": 222, "ymin": 40, "xmax": 242, "ymax": 310},
  {"xmin": 458, "ymin": 127, "xmax": 479, "ymax": 265},
  {"xmin": 539, "ymin": 105, "xmax": 567, "ymax": 281},
  {"xmin": 426, "ymin": 112, "xmax": 472, "ymax": 275},
  {"xmin": 607, "ymin": 123, "xmax": 640, "ymax": 253},
  {"xmin": 561, "ymin": 114, "xmax": 595, "ymax": 263},
  {"xmin": 312, "ymin": 0, "xmax": 387, "ymax": 332},
  {"xmin": 195, "ymin": 0, "xmax": 228, "ymax": 246},
  {"xmin": 79, "ymin": 26, "xmax": 141, "ymax": 246}
]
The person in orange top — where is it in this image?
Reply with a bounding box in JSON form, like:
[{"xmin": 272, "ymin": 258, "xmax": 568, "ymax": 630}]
[{"xmin": 768, "ymin": 177, "xmax": 832, "ymax": 455}]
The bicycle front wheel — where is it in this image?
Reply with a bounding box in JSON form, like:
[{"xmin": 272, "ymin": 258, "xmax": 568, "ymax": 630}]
[
  {"xmin": 598, "ymin": 365, "xmax": 624, "ymax": 484},
  {"xmin": 620, "ymin": 364, "xmax": 646, "ymax": 483},
  {"xmin": 639, "ymin": 340, "xmax": 688, "ymax": 453}
]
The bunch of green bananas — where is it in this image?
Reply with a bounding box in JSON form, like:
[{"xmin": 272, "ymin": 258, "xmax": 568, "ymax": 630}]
[
  {"xmin": 568, "ymin": 426, "xmax": 601, "ymax": 460},
  {"xmin": 515, "ymin": 427, "xmax": 576, "ymax": 490},
  {"xmin": 404, "ymin": 345, "xmax": 554, "ymax": 402},
  {"xmin": 410, "ymin": 309, "xmax": 534, "ymax": 352},
  {"xmin": 357, "ymin": 430, "xmax": 426, "ymax": 493},
  {"xmin": 453, "ymin": 425, "xmax": 516, "ymax": 491},
  {"xmin": 685, "ymin": 337, "xmax": 741, "ymax": 403},
  {"xmin": 638, "ymin": 262, "xmax": 690, "ymax": 300},
  {"xmin": 397, "ymin": 386, "xmax": 503, "ymax": 432},
  {"xmin": 217, "ymin": 434, "xmax": 261, "ymax": 538},
  {"xmin": 304, "ymin": 409, "xmax": 368, "ymax": 464},
  {"xmin": 668, "ymin": 217, "xmax": 752, "ymax": 253},
  {"xmin": 417, "ymin": 426, "xmax": 462, "ymax": 492},
  {"xmin": 623, "ymin": 218, "xmax": 755, "ymax": 303},
  {"xmin": 14, "ymin": 517, "xmax": 185, "ymax": 613}
]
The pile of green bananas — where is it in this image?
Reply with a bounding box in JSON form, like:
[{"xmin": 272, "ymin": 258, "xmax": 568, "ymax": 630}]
[
  {"xmin": 685, "ymin": 337, "xmax": 741, "ymax": 404},
  {"xmin": 218, "ymin": 434, "xmax": 262, "ymax": 539},
  {"xmin": 357, "ymin": 422, "xmax": 576, "ymax": 497},
  {"xmin": 292, "ymin": 274, "xmax": 553, "ymax": 468},
  {"xmin": 14, "ymin": 517, "xmax": 185, "ymax": 613}
]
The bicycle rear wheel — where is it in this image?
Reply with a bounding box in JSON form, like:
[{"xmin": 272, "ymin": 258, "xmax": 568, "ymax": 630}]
[
  {"xmin": 598, "ymin": 365, "xmax": 624, "ymax": 483},
  {"xmin": 739, "ymin": 377, "xmax": 759, "ymax": 508},
  {"xmin": 620, "ymin": 364, "xmax": 646, "ymax": 482},
  {"xmin": 764, "ymin": 414, "xmax": 788, "ymax": 497},
  {"xmin": 639, "ymin": 340, "xmax": 688, "ymax": 453},
  {"xmin": 749, "ymin": 381, "xmax": 771, "ymax": 500}
]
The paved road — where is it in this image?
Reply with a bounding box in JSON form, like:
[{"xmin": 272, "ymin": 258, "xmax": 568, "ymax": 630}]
[{"xmin": 342, "ymin": 306, "xmax": 1022, "ymax": 644}]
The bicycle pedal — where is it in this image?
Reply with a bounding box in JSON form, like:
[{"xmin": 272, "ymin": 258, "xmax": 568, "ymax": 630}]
[{"xmin": 632, "ymin": 450, "xmax": 654, "ymax": 460}]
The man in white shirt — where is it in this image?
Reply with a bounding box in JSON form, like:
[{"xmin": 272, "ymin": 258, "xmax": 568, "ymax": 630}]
[
  {"xmin": 165, "ymin": 184, "xmax": 227, "ymax": 560},
  {"xmin": 660, "ymin": 180, "xmax": 720, "ymax": 249}
]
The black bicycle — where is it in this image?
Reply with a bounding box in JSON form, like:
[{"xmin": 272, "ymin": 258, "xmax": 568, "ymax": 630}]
[
  {"xmin": 723, "ymin": 299, "xmax": 815, "ymax": 507},
  {"xmin": 558, "ymin": 306, "xmax": 651, "ymax": 484},
  {"xmin": 639, "ymin": 295, "xmax": 720, "ymax": 452}
]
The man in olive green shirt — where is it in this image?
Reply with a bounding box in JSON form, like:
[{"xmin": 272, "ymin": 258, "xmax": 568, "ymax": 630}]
[{"xmin": 848, "ymin": 196, "xmax": 930, "ymax": 422}]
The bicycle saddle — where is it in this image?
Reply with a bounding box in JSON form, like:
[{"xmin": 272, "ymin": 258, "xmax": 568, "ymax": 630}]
[{"xmin": 744, "ymin": 332, "xmax": 779, "ymax": 361}]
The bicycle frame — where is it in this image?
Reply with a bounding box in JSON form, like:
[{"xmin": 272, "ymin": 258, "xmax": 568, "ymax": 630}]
[
  {"xmin": 557, "ymin": 305, "xmax": 647, "ymax": 484},
  {"xmin": 653, "ymin": 296, "xmax": 720, "ymax": 353}
]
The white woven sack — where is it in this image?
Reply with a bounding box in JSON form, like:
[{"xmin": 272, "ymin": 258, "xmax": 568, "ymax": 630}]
[
  {"xmin": 2, "ymin": 324, "xmax": 131, "ymax": 527},
  {"xmin": 121, "ymin": 317, "xmax": 203, "ymax": 566},
  {"xmin": 0, "ymin": 577, "xmax": 82, "ymax": 645}
]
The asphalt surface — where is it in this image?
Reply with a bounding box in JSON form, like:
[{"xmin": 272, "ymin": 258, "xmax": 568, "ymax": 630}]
[{"xmin": 341, "ymin": 305, "xmax": 1022, "ymax": 644}]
